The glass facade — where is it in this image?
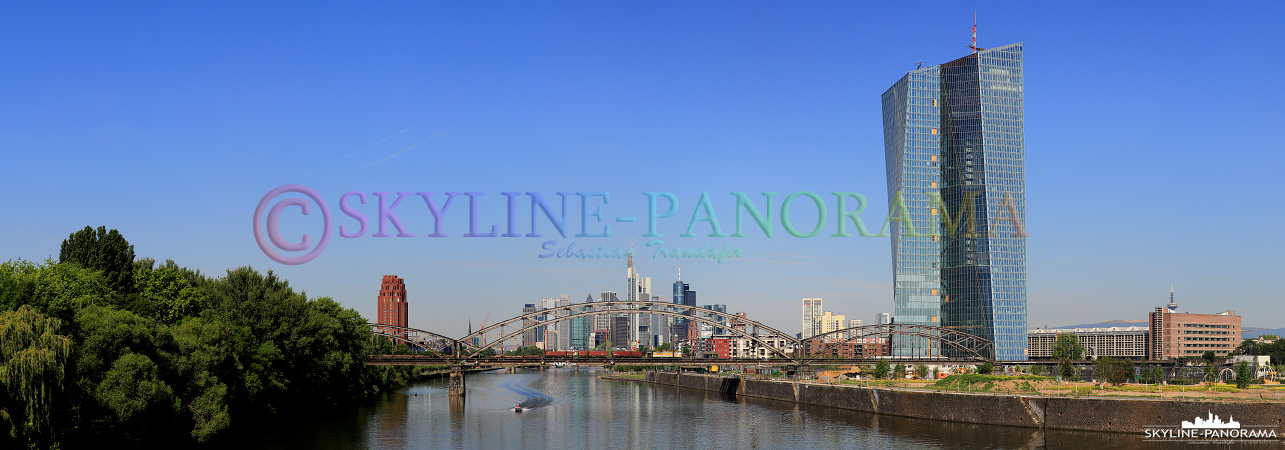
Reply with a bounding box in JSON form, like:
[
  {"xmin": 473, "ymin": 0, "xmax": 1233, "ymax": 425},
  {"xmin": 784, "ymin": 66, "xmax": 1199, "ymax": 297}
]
[{"xmin": 881, "ymin": 43, "xmax": 1028, "ymax": 361}]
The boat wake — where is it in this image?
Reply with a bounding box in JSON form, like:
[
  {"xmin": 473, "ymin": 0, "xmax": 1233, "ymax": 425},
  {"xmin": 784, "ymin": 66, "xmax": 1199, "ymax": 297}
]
[{"xmin": 498, "ymin": 376, "xmax": 567, "ymax": 412}]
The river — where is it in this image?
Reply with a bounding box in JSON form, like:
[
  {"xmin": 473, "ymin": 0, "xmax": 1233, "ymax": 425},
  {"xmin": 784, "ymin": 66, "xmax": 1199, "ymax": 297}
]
[{"xmin": 244, "ymin": 367, "xmax": 1202, "ymax": 449}]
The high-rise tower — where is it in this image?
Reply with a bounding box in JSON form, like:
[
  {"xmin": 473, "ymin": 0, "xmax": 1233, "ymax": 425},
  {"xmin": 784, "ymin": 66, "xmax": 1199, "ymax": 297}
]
[
  {"xmin": 801, "ymin": 298, "xmax": 822, "ymax": 339},
  {"xmin": 376, "ymin": 275, "xmax": 408, "ymax": 340},
  {"xmin": 881, "ymin": 40, "xmax": 1028, "ymax": 361}
]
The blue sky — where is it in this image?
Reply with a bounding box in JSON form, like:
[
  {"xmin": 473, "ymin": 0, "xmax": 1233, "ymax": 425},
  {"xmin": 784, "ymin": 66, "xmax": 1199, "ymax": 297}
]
[{"xmin": 2, "ymin": 1, "xmax": 1281, "ymax": 337}]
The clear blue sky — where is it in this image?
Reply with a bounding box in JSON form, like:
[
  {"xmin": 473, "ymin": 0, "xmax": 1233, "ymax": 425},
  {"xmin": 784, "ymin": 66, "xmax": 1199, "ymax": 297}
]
[{"xmin": 2, "ymin": 1, "xmax": 1281, "ymax": 336}]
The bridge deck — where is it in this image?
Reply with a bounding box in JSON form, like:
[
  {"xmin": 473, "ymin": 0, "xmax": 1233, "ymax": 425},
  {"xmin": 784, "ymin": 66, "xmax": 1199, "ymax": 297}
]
[{"xmin": 367, "ymin": 355, "xmax": 992, "ymax": 367}]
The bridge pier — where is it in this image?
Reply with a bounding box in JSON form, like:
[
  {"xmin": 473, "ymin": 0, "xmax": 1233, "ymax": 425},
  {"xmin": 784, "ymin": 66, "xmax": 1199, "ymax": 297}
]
[{"xmin": 449, "ymin": 366, "xmax": 466, "ymax": 397}]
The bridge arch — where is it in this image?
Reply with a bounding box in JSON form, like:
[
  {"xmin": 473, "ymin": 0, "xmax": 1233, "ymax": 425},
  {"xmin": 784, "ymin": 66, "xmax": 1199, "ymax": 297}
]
[
  {"xmin": 798, "ymin": 324, "xmax": 994, "ymax": 362},
  {"xmin": 459, "ymin": 303, "xmax": 798, "ymax": 359},
  {"xmin": 464, "ymin": 300, "xmax": 797, "ymax": 346},
  {"xmin": 369, "ymin": 323, "xmax": 460, "ymax": 355}
]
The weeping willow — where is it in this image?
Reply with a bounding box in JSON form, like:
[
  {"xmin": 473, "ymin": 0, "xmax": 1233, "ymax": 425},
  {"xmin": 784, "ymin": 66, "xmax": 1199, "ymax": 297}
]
[{"xmin": 0, "ymin": 305, "xmax": 72, "ymax": 442}]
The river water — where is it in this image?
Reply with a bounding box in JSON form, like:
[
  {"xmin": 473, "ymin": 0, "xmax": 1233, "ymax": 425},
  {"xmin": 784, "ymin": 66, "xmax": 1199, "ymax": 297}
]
[{"xmin": 245, "ymin": 368, "xmax": 1198, "ymax": 449}]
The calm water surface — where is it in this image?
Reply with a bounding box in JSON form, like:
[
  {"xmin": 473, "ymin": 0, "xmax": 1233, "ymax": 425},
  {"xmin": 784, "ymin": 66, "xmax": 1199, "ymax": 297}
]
[{"xmin": 245, "ymin": 368, "xmax": 1204, "ymax": 450}]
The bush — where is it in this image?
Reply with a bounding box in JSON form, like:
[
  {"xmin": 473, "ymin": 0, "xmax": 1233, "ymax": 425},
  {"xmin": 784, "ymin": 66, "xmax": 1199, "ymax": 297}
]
[
  {"xmin": 872, "ymin": 360, "xmax": 891, "ymax": 379},
  {"xmin": 977, "ymin": 362, "xmax": 994, "ymax": 375}
]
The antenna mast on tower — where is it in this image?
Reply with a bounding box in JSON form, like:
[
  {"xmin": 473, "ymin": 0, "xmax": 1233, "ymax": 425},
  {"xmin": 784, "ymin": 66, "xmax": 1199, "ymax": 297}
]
[{"xmin": 969, "ymin": 11, "xmax": 982, "ymax": 53}]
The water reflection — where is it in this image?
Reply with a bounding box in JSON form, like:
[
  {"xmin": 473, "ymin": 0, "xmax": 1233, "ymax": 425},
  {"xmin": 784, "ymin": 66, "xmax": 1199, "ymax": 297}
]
[{"xmin": 241, "ymin": 368, "xmax": 1204, "ymax": 450}]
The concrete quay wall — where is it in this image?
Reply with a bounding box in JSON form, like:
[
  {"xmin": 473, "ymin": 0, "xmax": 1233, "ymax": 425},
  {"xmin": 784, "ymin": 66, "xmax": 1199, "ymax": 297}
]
[{"xmin": 642, "ymin": 372, "xmax": 1285, "ymax": 433}]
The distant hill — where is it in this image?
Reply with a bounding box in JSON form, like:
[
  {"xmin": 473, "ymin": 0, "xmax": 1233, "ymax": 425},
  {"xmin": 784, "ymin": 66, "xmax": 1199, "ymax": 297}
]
[
  {"xmin": 1042, "ymin": 321, "xmax": 1282, "ymax": 339},
  {"xmin": 1244, "ymin": 328, "xmax": 1285, "ymax": 339},
  {"xmin": 1043, "ymin": 320, "xmax": 1148, "ymax": 330}
]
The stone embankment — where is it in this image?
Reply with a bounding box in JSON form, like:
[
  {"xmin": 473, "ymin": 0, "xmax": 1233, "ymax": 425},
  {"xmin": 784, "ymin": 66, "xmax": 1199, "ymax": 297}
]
[{"xmin": 640, "ymin": 372, "xmax": 1285, "ymax": 433}]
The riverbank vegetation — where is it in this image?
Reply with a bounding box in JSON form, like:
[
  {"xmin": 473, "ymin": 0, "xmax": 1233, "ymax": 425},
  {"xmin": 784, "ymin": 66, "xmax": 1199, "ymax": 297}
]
[{"xmin": 0, "ymin": 226, "xmax": 409, "ymax": 448}]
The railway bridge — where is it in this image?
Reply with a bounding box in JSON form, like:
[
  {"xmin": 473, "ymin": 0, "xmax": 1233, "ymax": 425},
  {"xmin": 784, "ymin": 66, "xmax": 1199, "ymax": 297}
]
[{"xmin": 367, "ymin": 300, "xmax": 996, "ymax": 395}]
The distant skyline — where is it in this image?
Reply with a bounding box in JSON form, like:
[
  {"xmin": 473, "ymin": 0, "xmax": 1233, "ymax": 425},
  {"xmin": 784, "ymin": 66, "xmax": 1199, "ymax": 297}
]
[{"xmin": 2, "ymin": 2, "xmax": 1282, "ymax": 336}]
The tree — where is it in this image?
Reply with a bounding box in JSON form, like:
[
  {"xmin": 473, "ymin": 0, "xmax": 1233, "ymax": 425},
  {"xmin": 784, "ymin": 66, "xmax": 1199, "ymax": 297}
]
[
  {"xmin": 655, "ymin": 343, "xmax": 672, "ymax": 352},
  {"xmin": 681, "ymin": 344, "xmax": 691, "ymax": 356},
  {"xmin": 914, "ymin": 364, "xmax": 929, "ymax": 380},
  {"xmin": 59, "ymin": 226, "xmax": 136, "ymax": 294},
  {"xmin": 1202, "ymin": 351, "xmax": 1217, "ymax": 365},
  {"xmin": 1203, "ymin": 362, "xmax": 1219, "ymax": 389},
  {"xmin": 1051, "ymin": 334, "xmax": 1085, "ymax": 360},
  {"xmin": 873, "ymin": 360, "xmax": 891, "ymax": 379},
  {"xmin": 477, "ymin": 348, "xmax": 497, "ymax": 357},
  {"xmin": 977, "ymin": 362, "xmax": 995, "ymax": 375},
  {"xmin": 1233, "ymin": 338, "xmax": 1260, "ymax": 356},
  {"xmin": 0, "ymin": 306, "xmax": 73, "ymax": 448},
  {"xmin": 0, "ymin": 259, "xmax": 116, "ymax": 321},
  {"xmin": 131, "ymin": 263, "xmax": 209, "ymax": 324},
  {"xmin": 1093, "ymin": 357, "xmax": 1134, "ymax": 386},
  {"xmin": 1058, "ymin": 360, "xmax": 1076, "ymax": 380},
  {"xmin": 893, "ymin": 364, "xmax": 907, "ymax": 379},
  {"xmin": 94, "ymin": 353, "xmax": 180, "ymax": 441},
  {"xmin": 1234, "ymin": 361, "xmax": 1252, "ymax": 390},
  {"xmin": 1139, "ymin": 365, "xmax": 1166, "ymax": 385}
]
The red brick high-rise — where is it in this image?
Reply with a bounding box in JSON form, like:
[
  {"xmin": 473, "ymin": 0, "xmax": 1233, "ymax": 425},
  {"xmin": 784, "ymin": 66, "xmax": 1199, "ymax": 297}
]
[{"xmin": 376, "ymin": 275, "xmax": 408, "ymax": 339}]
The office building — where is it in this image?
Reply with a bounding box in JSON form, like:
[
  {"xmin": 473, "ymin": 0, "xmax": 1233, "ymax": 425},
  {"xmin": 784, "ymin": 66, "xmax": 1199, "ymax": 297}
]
[
  {"xmin": 882, "ymin": 41, "xmax": 1028, "ymax": 360},
  {"xmin": 1027, "ymin": 327, "xmax": 1148, "ymax": 359},
  {"xmin": 1148, "ymin": 288, "xmax": 1241, "ymax": 359},
  {"xmin": 596, "ymin": 291, "xmax": 618, "ymax": 335},
  {"xmin": 611, "ymin": 315, "xmax": 630, "ymax": 348},
  {"xmin": 625, "ymin": 249, "xmax": 653, "ymax": 349},
  {"xmin": 876, "ymin": 312, "xmax": 892, "ymax": 325},
  {"xmin": 375, "ymin": 275, "xmax": 408, "ymax": 340},
  {"xmin": 846, "ymin": 319, "xmax": 863, "ymax": 340},
  {"xmin": 802, "ymin": 298, "xmax": 823, "ymax": 338},
  {"xmin": 569, "ymin": 306, "xmax": 592, "ymax": 350},
  {"xmin": 818, "ymin": 311, "xmax": 846, "ymax": 337},
  {"xmin": 521, "ymin": 304, "xmax": 539, "ymax": 347}
]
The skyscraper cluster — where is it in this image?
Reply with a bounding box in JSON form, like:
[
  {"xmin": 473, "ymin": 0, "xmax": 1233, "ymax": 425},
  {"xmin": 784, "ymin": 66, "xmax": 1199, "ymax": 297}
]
[
  {"xmin": 508, "ymin": 252, "xmax": 732, "ymax": 352},
  {"xmin": 800, "ymin": 298, "xmax": 860, "ymax": 340}
]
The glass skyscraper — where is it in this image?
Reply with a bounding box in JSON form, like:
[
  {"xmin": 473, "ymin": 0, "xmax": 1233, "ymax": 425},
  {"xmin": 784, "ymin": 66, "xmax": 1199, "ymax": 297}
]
[{"xmin": 881, "ymin": 43, "xmax": 1028, "ymax": 361}]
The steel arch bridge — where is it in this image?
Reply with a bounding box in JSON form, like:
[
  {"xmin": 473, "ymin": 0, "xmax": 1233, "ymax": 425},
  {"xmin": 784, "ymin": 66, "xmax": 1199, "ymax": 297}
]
[
  {"xmin": 368, "ymin": 302, "xmax": 995, "ymax": 363},
  {"xmin": 798, "ymin": 324, "xmax": 994, "ymax": 362}
]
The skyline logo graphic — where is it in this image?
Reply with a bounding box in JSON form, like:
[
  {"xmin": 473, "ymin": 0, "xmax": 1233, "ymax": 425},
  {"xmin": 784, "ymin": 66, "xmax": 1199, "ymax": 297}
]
[{"xmin": 1143, "ymin": 410, "xmax": 1278, "ymax": 443}]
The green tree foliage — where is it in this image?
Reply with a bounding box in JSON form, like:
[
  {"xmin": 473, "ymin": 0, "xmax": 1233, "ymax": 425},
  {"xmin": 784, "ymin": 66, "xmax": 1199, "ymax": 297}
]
[
  {"xmin": 681, "ymin": 344, "xmax": 691, "ymax": 356},
  {"xmin": 1057, "ymin": 360, "xmax": 1076, "ymax": 380},
  {"xmin": 872, "ymin": 360, "xmax": 891, "ymax": 379},
  {"xmin": 94, "ymin": 353, "xmax": 180, "ymax": 440},
  {"xmin": 1202, "ymin": 351, "xmax": 1217, "ymax": 364},
  {"xmin": 0, "ymin": 306, "xmax": 72, "ymax": 447},
  {"xmin": 914, "ymin": 364, "xmax": 929, "ymax": 380},
  {"xmin": 977, "ymin": 362, "xmax": 995, "ymax": 375},
  {"xmin": 1093, "ymin": 357, "xmax": 1134, "ymax": 386},
  {"xmin": 655, "ymin": 343, "xmax": 672, "ymax": 352},
  {"xmin": 131, "ymin": 261, "xmax": 209, "ymax": 324},
  {"xmin": 1232, "ymin": 337, "xmax": 1285, "ymax": 368},
  {"xmin": 2, "ymin": 229, "xmax": 390, "ymax": 447},
  {"xmin": 0, "ymin": 259, "xmax": 116, "ymax": 321},
  {"xmin": 1203, "ymin": 362, "xmax": 1219, "ymax": 388},
  {"xmin": 893, "ymin": 364, "xmax": 907, "ymax": 379},
  {"xmin": 1234, "ymin": 361, "xmax": 1252, "ymax": 390},
  {"xmin": 505, "ymin": 346, "xmax": 545, "ymax": 356},
  {"xmin": 1051, "ymin": 334, "xmax": 1085, "ymax": 360},
  {"xmin": 59, "ymin": 226, "xmax": 136, "ymax": 294},
  {"xmin": 1139, "ymin": 365, "xmax": 1166, "ymax": 384}
]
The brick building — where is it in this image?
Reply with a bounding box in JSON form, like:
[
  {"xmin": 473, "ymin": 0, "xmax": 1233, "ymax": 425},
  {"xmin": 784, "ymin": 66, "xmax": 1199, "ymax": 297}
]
[
  {"xmin": 1149, "ymin": 308, "xmax": 1241, "ymax": 359},
  {"xmin": 376, "ymin": 275, "xmax": 408, "ymax": 339}
]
